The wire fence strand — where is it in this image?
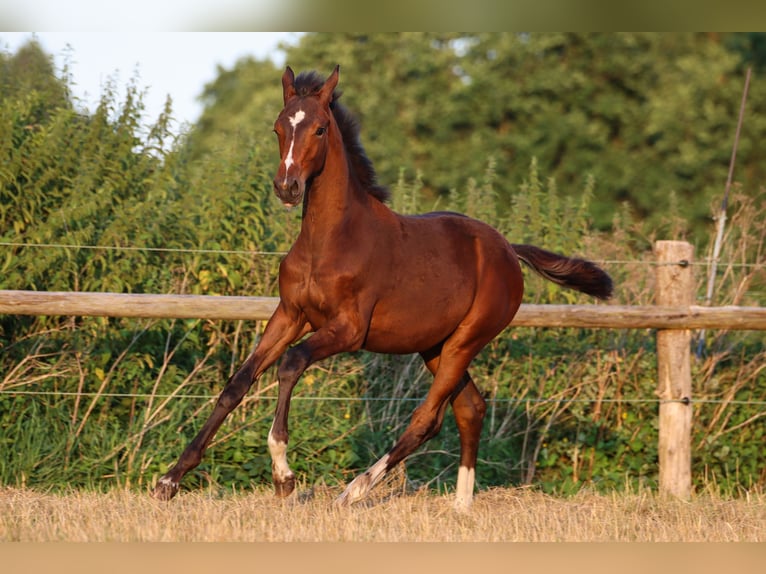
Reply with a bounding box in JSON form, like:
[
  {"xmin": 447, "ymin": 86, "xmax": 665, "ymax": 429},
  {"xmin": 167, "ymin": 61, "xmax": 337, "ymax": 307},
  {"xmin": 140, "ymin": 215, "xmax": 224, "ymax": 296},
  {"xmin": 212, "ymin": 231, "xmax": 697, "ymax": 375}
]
[
  {"xmin": 0, "ymin": 241, "xmax": 287, "ymax": 257},
  {"xmin": 2, "ymin": 241, "xmax": 763, "ymax": 270},
  {"xmin": 1, "ymin": 389, "xmax": 763, "ymax": 406}
]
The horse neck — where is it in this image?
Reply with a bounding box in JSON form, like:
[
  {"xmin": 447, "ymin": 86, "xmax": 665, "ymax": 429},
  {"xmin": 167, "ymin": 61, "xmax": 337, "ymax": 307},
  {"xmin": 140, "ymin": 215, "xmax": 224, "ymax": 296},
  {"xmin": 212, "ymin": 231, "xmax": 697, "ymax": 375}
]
[{"xmin": 301, "ymin": 132, "xmax": 370, "ymax": 236}]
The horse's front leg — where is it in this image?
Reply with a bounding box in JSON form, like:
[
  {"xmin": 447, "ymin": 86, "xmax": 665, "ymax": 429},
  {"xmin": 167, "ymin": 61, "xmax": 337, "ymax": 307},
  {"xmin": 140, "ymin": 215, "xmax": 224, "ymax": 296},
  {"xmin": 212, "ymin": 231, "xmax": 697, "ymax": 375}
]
[
  {"xmin": 268, "ymin": 319, "xmax": 367, "ymax": 498},
  {"xmin": 152, "ymin": 303, "xmax": 309, "ymax": 501}
]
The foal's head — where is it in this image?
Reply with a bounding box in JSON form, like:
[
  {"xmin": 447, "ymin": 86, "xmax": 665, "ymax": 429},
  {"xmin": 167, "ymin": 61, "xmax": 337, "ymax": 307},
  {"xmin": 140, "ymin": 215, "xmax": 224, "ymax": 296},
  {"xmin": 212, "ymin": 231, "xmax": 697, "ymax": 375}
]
[
  {"xmin": 272, "ymin": 66, "xmax": 339, "ymax": 208},
  {"xmin": 272, "ymin": 65, "xmax": 390, "ymax": 208}
]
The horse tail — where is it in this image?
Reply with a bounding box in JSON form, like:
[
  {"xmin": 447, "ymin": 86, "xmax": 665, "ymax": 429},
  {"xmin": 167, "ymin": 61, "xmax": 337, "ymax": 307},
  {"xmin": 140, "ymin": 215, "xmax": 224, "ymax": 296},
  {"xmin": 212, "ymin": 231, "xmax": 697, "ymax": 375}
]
[{"xmin": 511, "ymin": 244, "xmax": 613, "ymax": 300}]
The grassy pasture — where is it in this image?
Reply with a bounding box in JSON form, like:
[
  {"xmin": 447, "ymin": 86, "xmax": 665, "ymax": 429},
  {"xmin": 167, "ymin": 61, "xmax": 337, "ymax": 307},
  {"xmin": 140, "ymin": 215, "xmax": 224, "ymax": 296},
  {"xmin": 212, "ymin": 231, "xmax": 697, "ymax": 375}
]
[{"xmin": 1, "ymin": 483, "xmax": 763, "ymax": 542}]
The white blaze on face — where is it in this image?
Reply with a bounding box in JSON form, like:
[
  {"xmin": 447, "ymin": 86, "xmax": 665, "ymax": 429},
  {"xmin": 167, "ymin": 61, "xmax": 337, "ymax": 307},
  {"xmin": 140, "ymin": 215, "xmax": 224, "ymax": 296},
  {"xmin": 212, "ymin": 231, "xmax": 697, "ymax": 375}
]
[{"xmin": 283, "ymin": 109, "xmax": 305, "ymax": 179}]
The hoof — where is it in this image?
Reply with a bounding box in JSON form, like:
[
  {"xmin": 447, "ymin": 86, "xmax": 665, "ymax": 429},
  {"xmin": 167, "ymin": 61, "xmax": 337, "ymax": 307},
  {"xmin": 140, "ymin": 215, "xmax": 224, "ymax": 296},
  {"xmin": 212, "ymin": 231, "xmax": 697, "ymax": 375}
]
[
  {"xmin": 333, "ymin": 490, "xmax": 353, "ymax": 507},
  {"xmin": 273, "ymin": 474, "xmax": 296, "ymax": 498},
  {"xmin": 452, "ymin": 496, "xmax": 473, "ymax": 514},
  {"xmin": 335, "ymin": 454, "xmax": 390, "ymax": 507},
  {"xmin": 334, "ymin": 473, "xmax": 372, "ymax": 507},
  {"xmin": 152, "ymin": 476, "xmax": 179, "ymax": 501}
]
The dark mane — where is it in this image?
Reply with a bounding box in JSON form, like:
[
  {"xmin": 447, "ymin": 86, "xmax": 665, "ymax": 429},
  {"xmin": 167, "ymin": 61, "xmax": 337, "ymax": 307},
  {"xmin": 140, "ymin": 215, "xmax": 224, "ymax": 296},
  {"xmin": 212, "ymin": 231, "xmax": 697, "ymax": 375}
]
[{"xmin": 294, "ymin": 71, "xmax": 390, "ymax": 203}]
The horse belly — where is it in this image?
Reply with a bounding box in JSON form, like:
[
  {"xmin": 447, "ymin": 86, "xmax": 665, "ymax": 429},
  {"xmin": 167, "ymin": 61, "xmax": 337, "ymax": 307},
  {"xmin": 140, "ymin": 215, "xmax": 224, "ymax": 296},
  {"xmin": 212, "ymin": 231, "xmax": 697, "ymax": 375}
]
[
  {"xmin": 363, "ymin": 286, "xmax": 470, "ymax": 354},
  {"xmin": 361, "ymin": 215, "xmax": 506, "ymax": 354}
]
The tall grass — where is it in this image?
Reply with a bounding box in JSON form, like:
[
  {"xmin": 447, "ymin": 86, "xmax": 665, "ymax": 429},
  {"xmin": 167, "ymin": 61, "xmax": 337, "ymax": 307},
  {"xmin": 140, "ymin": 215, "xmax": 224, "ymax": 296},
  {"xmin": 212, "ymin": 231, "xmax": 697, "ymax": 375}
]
[{"xmin": 1, "ymin": 485, "xmax": 763, "ymax": 542}]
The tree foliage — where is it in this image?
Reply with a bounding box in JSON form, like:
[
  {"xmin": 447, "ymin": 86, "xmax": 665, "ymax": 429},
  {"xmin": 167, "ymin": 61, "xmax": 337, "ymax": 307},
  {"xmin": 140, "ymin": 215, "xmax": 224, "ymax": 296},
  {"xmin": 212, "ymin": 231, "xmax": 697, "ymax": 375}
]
[{"xmin": 188, "ymin": 32, "xmax": 766, "ymax": 234}]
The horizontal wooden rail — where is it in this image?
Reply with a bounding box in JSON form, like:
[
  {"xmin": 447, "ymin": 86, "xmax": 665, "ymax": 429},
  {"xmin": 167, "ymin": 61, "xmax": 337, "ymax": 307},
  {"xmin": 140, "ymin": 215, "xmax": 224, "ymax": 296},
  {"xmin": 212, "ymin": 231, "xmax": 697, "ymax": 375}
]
[
  {"xmin": 1, "ymin": 290, "xmax": 765, "ymax": 330},
  {"xmin": 0, "ymin": 290, "xmax": 279, "ymax": 322},
  {"xmin": 514, "ymin": 303, "xmax": 766, "ymax": 330}
]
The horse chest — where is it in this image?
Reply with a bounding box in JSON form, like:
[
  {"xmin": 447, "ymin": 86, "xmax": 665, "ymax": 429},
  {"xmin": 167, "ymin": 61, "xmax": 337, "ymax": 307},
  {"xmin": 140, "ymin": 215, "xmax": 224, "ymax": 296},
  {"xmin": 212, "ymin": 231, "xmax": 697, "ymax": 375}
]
[
  {"xmin": 288, "ymin": 258, "xmax": 365, "ymax": 326},
  {"xmin": 305, "ymin": 273, "xmax": 333, "ymax": 312}
]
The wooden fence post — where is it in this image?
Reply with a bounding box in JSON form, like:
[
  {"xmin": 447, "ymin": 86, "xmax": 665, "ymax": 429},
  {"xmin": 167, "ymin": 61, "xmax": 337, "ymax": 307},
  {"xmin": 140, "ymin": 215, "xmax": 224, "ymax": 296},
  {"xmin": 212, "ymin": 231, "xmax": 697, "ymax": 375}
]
[{"xmin": 654, "ymin": 240, "xmax": 694, "ymax": 499}]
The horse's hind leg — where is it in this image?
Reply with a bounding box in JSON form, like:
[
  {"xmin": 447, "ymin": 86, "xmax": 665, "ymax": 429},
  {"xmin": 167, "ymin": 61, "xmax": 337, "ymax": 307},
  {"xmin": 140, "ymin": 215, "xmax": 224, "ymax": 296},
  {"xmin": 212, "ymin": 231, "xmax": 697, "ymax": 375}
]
[
  {"xmin": 336, "ymin": 341, "xmax": 485, "ymax": 507},
  {"xmin": 419, "ymin": 350, "xmax": 486, "ymax": 510},
  {"xmin": 421, "ymin": 355, "xmax": 487, "ymax": 510},
  {"xmin": 450, "ymin": 376, "xmax": 486, "ymax": 510}
]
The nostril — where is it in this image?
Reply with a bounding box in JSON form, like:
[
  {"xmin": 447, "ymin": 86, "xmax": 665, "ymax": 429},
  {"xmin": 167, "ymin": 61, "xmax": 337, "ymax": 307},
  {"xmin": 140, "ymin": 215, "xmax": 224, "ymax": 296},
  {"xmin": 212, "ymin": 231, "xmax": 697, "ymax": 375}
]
[{"xmin": 273, "ymin": 176, "xmax": 303, "ymax": 206}]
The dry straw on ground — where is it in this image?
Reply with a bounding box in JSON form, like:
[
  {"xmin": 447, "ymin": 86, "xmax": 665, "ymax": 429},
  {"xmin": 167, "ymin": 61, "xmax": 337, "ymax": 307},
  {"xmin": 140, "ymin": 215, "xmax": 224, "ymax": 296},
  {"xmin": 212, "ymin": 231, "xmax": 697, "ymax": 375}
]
[{"xmin": 1, "ymin": 483, "xmax": 763, "ymax": 542}]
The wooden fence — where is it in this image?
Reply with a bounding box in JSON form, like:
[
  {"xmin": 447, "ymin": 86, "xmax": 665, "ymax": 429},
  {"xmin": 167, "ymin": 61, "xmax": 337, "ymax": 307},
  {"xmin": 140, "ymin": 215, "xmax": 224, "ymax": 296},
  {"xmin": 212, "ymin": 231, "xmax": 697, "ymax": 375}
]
[
  {"xmin": 1, "ymin": 291, "xmax": 764, "ymax": 329},
  {"xmin": 1, "ymin": 240, "xmax": 764, "ymax": 498}
]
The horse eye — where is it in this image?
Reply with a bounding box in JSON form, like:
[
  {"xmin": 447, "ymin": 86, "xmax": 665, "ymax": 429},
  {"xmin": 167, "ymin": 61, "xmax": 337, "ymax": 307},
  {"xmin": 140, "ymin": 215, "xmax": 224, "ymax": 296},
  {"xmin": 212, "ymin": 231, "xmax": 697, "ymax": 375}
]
[{"xmin": 315, "ymin": 127, "xmax": 326, "ymax": 136}]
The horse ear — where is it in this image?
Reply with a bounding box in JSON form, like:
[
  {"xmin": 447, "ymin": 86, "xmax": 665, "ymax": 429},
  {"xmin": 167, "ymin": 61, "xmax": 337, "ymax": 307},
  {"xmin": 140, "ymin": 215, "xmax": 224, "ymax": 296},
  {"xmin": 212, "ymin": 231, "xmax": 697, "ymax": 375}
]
[
  {"xmin": 282, "ymin": 66, "xmax": 297, "ymax": 104},
  {"xmin": 318, "ymin": 65, "xmax": 339, "ymax": 106}
]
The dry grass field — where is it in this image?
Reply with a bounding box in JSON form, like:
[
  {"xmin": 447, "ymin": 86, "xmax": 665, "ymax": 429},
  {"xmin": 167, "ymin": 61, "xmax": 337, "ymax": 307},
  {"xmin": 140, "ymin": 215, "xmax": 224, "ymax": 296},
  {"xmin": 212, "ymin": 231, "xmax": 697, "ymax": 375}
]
[{"xmin": 1, "ymin": 482, "xmax": 763, "ymax": 542}]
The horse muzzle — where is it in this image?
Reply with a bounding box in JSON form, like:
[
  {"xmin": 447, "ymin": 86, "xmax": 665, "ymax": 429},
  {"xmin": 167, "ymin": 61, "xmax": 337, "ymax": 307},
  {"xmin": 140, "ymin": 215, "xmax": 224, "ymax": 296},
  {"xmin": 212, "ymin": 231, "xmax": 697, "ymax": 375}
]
[{"xmin": 273, "ymin": 176, "xmax": 305, "ymax": 208}]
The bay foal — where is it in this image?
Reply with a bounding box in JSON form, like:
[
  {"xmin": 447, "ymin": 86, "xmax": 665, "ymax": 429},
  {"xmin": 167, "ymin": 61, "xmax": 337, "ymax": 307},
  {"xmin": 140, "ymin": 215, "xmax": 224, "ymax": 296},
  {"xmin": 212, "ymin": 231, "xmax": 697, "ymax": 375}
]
[{"xmin": 153, "ymin": 66, "xmax": 612, "ymax": 510}]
